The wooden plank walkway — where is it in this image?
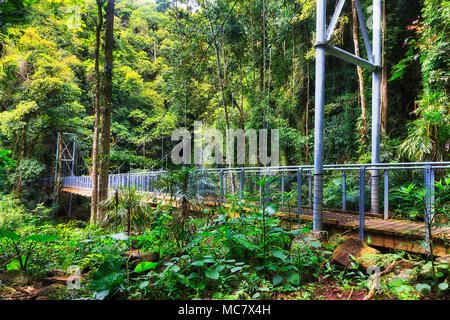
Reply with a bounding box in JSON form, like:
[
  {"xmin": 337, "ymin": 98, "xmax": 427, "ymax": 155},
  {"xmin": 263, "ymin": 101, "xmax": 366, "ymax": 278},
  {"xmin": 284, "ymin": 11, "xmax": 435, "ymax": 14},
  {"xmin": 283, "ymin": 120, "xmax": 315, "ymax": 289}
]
[{"xmin": 61, "ymin": 186, "xmax": 449, "ymax": 256}]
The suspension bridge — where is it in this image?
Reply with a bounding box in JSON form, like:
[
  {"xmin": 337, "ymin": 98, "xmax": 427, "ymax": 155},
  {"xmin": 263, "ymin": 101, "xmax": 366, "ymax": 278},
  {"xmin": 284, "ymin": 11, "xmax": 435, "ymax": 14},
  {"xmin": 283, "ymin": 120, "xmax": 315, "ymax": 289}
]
[
  {"xmin": 43, "ymin": 1, "xmax": 449, "ymax": 256},
  {"xmin": 56, "ymin": 162, "xmax": 450, "ymax": 256}
]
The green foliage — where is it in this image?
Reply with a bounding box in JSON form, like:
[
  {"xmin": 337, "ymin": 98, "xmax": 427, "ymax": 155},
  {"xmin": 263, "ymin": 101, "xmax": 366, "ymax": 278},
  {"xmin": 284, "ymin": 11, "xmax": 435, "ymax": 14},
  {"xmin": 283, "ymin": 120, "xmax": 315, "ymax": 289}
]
[
  {"xmin": 100, "ymin": 186, "xmax": 151, "ymax": 234},
  {"xmin": 0, "ymin": 228, "xmax": 57, "ymax": 272},
  {"xmin": 415, "ymin": 260, "xmax": 449, "ymax": 296},
  {"xmin": 89, "ymin": 256, "xmax": 127, "ymax": 300},
  {"xmin": 0, "ymin": 194, "xmax": 26, "ymax": 231}
]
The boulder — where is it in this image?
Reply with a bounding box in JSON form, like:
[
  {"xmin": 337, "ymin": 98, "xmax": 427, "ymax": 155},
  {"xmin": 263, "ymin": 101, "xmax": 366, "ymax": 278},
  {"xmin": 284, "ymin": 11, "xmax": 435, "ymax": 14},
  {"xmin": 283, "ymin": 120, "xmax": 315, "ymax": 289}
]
[
  {"xmin": 35, "ymin": 283, "xmax": 66, "ymax": 300},
  {"xmin": 331, "ymin": 237, "xmax": 380, "ymax": 269},
  {"xmin": 1, "ymin": 270, "xmax": 29, "ymax": 285}
]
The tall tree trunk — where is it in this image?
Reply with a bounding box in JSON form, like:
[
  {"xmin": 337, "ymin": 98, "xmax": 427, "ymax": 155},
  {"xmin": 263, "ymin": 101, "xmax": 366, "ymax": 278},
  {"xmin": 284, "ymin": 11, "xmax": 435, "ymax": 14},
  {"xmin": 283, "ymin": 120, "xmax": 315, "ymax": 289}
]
[
  {"xmin": 380, "ymin": 0, "xmax": 388, "ymax": 134},
  {"xmin": 250, "ymin": 10, "xmax": 256, "ymax": 91},
  {"xmin": 207, "ymin": 16, "xmax": 236, "ymax": 193},
  {"xmin": 97, "ymin": 0, "xmax": 115, "ymax": 223},
  {"xmin": 90, "ymin": 0, "xmax": 103, "ymax": 224},
  {"xmin": 352, "ymin": 1, "xmax": 368, "ymax": 144},
  {"xmin": 207, "ymin": 19, "xmax": 229, "ymax": 130},
  {"xmin": 292, "ymin": 25, "xmax": 296, "ymax": 102}
]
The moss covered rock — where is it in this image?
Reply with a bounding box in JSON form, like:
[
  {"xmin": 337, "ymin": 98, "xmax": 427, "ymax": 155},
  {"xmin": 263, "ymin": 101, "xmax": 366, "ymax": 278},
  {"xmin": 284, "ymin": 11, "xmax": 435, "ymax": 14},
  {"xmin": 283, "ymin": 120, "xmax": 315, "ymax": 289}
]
[{"xmin": 331, "ymin": 236, "xmax": 380, "ymax": 269}]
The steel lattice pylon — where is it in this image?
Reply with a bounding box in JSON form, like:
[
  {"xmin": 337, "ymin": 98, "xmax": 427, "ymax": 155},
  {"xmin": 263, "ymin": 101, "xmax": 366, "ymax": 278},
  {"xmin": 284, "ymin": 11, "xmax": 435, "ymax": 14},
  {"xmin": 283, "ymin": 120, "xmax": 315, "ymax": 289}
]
[{"xmin": 54, "ymin": 132, "xmax": 77, "ymax": 215}]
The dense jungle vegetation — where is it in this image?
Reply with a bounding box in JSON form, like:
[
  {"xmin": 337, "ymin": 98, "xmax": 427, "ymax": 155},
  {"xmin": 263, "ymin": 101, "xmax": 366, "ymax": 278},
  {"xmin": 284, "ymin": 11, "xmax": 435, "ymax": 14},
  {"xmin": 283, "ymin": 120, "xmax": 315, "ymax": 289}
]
[{"xmin": 0, "ymin": 0, "xmax": 448, "ymax": 301}]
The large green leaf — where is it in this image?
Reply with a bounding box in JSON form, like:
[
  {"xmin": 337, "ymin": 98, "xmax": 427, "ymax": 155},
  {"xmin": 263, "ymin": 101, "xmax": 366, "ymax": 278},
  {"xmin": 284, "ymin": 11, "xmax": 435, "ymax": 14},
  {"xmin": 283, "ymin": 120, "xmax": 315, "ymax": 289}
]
[
  {"xmin": 272, "ymin": 249, "xmax": 287, "ymax": 261},
  {"xmin": 287, "ymin": 271, "xmax": 299, "ymax": 286},
  {"xmin": 231, "ymin": 234, "xmax": 260, "ymax": 252},
  {"xmin": 415, "ymin": 283, "xmax": 431, "ymax": 294},
  {"xmin": 438, "ymin": 283, "xmax": 448, "ymax": 291},
  {"xmin": 134, "ymin": 261, "xmax": 158, "ymax": 273},
  {"xmin": 205, "ymin": 269, "xmax": 219, "ymax": 280},
  {"xmin": 272, "ymin": 274, "xmax": 283, "ymax": 286}
]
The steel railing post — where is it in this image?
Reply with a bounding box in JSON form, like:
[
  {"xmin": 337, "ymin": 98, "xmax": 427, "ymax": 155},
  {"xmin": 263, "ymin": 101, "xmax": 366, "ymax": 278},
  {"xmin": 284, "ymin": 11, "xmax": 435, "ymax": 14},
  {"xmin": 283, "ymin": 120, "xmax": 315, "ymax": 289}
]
[
  {"xmin": 297, "ymin": 168, "xmax": 302, "ymax": 223},
  {"xmin": 424, "ymin": 165, "xmax": 432, "ymax": 254},
  {"xmin": 220, "ymin": 169, "xmax": 224, "ymax": 205},
  {"xmin": 342, "ymin": 170, "xmax": 346, "ymax": 212},
  {"xmin": 431, "ymin": 167, "xmax": 435, "ymax": 217},
  {"xmin": 384, "ymin": 169, "xmax": 389, "ymax": 219},
  {"xmin": 359, "ymin": 165, "xmax": 366, "ymax": 240},
  {"xmin": 240, "ymin": 169, "xmax": 244, "ymax": 200},
  {"xmin": 308, "ymin": 172, "xmax": 312, "ymax": 208}
]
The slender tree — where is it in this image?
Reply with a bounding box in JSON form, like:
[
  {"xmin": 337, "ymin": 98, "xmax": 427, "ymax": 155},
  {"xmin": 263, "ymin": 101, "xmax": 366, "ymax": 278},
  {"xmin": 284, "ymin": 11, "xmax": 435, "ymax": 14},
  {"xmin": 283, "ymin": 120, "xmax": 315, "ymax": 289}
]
[
  {"xmin": 352, "ymin": 0, "xmax": 368, "ymax": 144},
  {"xmin": 97, "ymin": 0, "xmax": 115, "ymax": 223},
  {"xmin": 90, "ymin": 0, "xmax": 104, "ymax": 224}
]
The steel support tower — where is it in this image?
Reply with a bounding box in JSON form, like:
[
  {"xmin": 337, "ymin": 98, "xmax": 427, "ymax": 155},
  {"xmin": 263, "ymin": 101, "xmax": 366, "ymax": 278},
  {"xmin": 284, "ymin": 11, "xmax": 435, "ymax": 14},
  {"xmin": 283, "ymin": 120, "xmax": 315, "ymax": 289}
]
[{"xmin": 313, "ymin": 0, "xmax": 382, "ymax": 231}]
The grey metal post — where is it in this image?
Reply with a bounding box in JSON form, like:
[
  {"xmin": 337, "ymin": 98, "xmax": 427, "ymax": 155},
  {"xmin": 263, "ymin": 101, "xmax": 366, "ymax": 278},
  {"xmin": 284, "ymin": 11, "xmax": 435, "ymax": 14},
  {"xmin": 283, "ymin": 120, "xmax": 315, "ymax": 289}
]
[
  {"xmin": 297, "ymin": 168, "xmax": 302, "ymax": 222},
  {"xmin": 341, "ymin": 170, "xmax": 346, "ymax": 212},
  {"xmin": 384, "ymin": 169, "xmax": 389, "ymax": 219},
  {"xmin": 359, "ymin": 165, "xmax": 366, "ymax": 240},
  {"xmin": 240, "ymin": 169, "xmax": 244, "ymax": 200},
  {"xmin": 224, "ymin": 172, "xmax": 227, "ymax": 196},
  {"xmin": 308, "ymin": 172, "xmax": 312, "ymax": 208},
  {"xmin": 371, "ymin": 0, "xmax": 382, "ymax": 215},
  {"xmin": 219, "ymin": 169, "xmax": 224, "ymax": 205},
  {"xmin": 430, "ymin": 168, "xmax": 435, "ymax": 218},
  {"xmin": 71, "ymin": 137, "xmax": 76, "ymax": 176},
  {"xmin": 281, "ymin": 171, "xmax": 285, "ymax": 205},
  {"xmin": 313, "ymin": 0, "xmax": 326, "ymax": 231},
  {"xmin": 424, "ymin": 165, "xmax": 432, "ymax": 254},
  {"xmin": 68, "ymin": 136, "xmax": 76, "ymax": 216},
  {"xmin": 54, "ymin": 132, "xmax": 60, "ymax": 190}
]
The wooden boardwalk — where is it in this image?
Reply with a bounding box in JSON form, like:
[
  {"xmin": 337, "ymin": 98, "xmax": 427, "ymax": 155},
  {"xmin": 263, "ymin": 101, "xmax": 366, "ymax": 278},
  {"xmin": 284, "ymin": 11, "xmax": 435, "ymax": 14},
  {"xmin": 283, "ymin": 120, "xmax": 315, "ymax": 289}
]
[{"xmin": 62, "ymin": 186, "xmax": 449, "ymax": 256}]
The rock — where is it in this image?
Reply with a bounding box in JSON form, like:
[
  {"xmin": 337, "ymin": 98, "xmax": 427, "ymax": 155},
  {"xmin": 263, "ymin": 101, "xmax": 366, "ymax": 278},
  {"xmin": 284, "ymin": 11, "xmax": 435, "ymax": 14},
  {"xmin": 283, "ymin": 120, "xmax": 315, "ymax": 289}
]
[
  {"xmin": 35, "ymin": 296, "xmax": 49, "ymax": 300},
  {"xmin": 395, "ymin": 260, "xmax": 422, "ymax": 270},
  {"xmin": 36, "ymin": 283, "xmax": 66, "ymax": 300},
  {"xmin": 2, "ymin": 270, "xmax": 29, "ymax": 285},
  {"xmin": 331, "ymin": 236, "xmax": 380, "ymax": 269}
]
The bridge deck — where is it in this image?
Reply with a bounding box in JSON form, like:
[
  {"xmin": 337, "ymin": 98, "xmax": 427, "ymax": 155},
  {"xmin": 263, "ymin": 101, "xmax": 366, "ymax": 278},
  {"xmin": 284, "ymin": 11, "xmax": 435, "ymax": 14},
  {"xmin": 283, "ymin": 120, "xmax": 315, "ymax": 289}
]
[{"xmin": 61, "ymin": 186, "xmax": 449, "ymax": 256}]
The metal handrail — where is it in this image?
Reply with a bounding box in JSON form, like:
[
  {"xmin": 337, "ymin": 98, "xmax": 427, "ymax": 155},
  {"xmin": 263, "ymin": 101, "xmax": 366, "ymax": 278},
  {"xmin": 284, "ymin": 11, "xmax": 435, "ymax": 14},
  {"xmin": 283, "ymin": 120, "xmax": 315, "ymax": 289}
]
[{"xmin": 60, "ymin": 162, "xmax": 449, "ymax": 253}]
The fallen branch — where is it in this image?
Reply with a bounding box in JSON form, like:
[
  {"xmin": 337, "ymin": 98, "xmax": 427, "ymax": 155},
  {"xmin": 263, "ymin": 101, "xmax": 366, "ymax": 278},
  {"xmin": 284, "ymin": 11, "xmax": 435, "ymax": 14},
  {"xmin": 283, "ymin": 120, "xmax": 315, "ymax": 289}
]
[{"xmin": 362, "ymin": 261, "xmax": 397, "ymax": 300}]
